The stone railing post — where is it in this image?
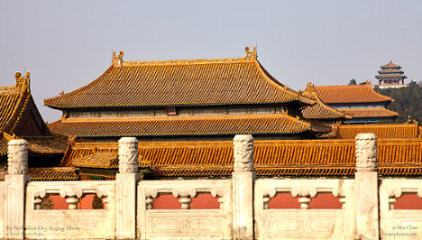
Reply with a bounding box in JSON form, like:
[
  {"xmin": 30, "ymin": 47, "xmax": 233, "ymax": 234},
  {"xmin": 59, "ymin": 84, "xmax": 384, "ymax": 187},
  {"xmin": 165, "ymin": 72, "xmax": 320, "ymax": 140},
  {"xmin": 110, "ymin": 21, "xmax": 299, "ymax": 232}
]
[
  {"xmin": 354, "ymin": 133, "xmax": 379, "ymax": 240},
  {"xmin": 5, "ymin": 139, "xmax": 29, "ymax": 240},
  {"xmin": 116, "ymin": 137, "xmax": 139, "ymax": 239},
  {"xmin": 232, "ymin": 134, "xmax": 254, "ymax": 240}
]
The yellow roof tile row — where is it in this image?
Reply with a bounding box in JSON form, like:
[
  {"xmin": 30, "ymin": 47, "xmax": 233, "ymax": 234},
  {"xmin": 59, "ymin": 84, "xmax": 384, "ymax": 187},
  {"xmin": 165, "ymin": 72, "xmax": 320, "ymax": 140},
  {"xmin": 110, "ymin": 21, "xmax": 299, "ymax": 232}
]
[
  {"xmin": 64, "ymin": 138, "xmax": 422, "ymax": 177},
  {"xmin": 301, "ymin": 85, "xmax": 346, "ymax": 119},
  {"xmin": 48, "ymin": 113, "xmax": 315, "ymax": 137},
  {"xmin": 314, "ymin": 83, "xmax": 393, "ymax": 104},
  {"xmin": 28, "ymin": 167, "xmax": 79, "ymax": 181},
  {"xmin": 340, "ymin": 108, "xmax": 399, "ymax": 118},
  {"xmin": 336, "ymin": 123, "xmax": 420, "ymax": 139}
]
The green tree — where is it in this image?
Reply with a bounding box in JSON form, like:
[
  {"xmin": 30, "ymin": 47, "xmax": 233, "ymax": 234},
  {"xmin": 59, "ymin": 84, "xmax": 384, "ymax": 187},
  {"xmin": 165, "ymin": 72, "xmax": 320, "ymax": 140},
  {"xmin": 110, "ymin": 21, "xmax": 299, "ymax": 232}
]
[
  {"xmin": 348, "ymin": 79, "xmax": 357, "ymax": 85},
  {"xmin": 374, "ymin": 83, "xmax": 422, "ymax": 123}
]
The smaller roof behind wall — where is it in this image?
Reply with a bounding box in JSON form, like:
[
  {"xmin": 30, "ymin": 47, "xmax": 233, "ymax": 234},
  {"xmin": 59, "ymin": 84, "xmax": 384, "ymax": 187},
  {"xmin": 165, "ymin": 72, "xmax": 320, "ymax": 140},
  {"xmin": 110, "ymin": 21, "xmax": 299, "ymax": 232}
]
[
  {"xmin": 314, "ymin": 82, "xmax": 393, "ymax": 104},
  {"xmin": 340, "ymin": 108, "xmax": 399, "ymax": 119},
  {"xmin": 28, "ymin": 167, "xmax": 79, "ymax": 181},
  {"xmin": 301, "ymin": 83, "xmax": 347, "ymax": 120},
  {"xmin": 62, "ymin": 138, "xmax": 422, "ymax": 178},
  {"xmin": 334, "ymin": 122, "xmax": 421, "ymax": 139}
]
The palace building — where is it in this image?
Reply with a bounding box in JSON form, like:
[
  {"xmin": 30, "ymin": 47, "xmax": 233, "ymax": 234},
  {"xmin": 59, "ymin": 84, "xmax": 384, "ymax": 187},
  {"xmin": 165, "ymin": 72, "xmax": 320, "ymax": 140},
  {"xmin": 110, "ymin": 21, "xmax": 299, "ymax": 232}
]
[
  {"xmin": 307, "ymin": 81, "xmax": 399, "ymax": 124},
  {"xmin": 41, "ymin": 48, "xmax": 352, "ymax": 179},
  {"xmin": 0, "ymin": 72, "xmax": 77, "ymax": 180},
  {"xmin": 375, "ymin": 60, "xmax": 408, "ymax": 89},
  {"xmin": 45, "ymin": 48, "xmax": 344, "ymax": 142},
  {"xmin": 40, "ymin": 48, "xmax": 421, "ymax": 180}
]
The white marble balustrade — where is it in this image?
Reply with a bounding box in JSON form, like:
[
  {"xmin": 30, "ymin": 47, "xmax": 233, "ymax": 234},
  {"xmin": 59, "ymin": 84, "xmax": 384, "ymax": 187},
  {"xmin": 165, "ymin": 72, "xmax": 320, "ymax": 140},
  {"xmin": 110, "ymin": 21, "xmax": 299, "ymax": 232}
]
[
  {"xmin": 25, "ymin": 181, "xmax": 116, "ymax": 239},
  {"xmin": 137, "ymin": 179, "xmax": 232, "ymax": 240},
  {"xmin": 380, "ymin": 178, "xmax": 422, "ymax": 240},
  {"xmin": 254, "ymin": 178, "xmax": 355, "ymax": 240}
]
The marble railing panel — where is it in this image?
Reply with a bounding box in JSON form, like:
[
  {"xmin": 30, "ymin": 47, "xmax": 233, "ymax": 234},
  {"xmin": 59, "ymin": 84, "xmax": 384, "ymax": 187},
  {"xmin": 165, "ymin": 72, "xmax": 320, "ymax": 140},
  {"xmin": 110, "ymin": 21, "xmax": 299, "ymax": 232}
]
[
  {"xmin": 255, "ymin": 178, "xmax": 355, "ymax": 240},
  {"xmin": 0, "ymin": 182, "xmax": 5, "ymax": 239},
  {"xmin": 137, "ymin": 179, "xmax": 232, "ymax": 240},
  {"xmin": 25, "ymin": 181, "xmax": 115, "ymax": 239},
  {"xmin": 380, "ymin": 179, "xmax": 422, "ymax": 240}
]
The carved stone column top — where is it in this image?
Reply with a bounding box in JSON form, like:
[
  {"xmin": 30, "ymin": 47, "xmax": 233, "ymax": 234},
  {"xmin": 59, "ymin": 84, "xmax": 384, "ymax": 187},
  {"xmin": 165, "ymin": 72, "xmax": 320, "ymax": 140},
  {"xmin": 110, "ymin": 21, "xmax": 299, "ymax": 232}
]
[
  {"xmin": 355, "ymin": 133, "xmax": 377, "ymax": 141},
  {"xmin": 118, "ymin": 137, "xmax": 138, "ymax": 145},
  {"xmin": 233, "ymin": 134, "xmax": 254, "ymax": 172},
  {"xmin": 118, "ymin": 137, "xmax": 138, "ymax": 174},
  {"xmin": 7, "ymin": 139, "xmax": 28, "ymax": 175},
  {"xmin": 355, "ymin": 133, "xmax": 377, "ymax": 172}
]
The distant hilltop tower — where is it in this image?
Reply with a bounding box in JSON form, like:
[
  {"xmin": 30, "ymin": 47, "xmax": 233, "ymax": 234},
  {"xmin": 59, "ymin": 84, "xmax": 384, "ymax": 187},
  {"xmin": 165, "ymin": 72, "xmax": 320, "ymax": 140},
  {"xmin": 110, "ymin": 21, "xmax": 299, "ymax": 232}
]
[{"xmin": 375, "ymin": 60, "xmax": 408, "ymax": 89}]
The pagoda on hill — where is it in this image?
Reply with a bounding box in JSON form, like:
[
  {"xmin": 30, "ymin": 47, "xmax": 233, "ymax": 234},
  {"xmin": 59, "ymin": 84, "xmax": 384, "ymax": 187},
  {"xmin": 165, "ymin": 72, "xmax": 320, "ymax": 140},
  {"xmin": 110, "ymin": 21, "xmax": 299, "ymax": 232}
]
[{"xmin": 375, "ymin": 60, "xmax": 407, "ymax": 89}]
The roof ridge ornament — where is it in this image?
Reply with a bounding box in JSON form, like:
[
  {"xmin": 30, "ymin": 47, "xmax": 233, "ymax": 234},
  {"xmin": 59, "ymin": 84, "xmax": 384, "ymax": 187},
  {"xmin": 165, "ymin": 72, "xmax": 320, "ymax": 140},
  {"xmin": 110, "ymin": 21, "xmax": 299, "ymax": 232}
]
[
  {"xmin": 302, "ymin": 82, "xmax": 317, "ymax": 100},
  {"xmin": 14, "ymin": 71, "xmax": 30, "ymax": 92},
  {"xmin": 305, "ymin": 82, "xmax": 315, "ymax": 92},
  {"xmin": 112, "ymin": 51, "xmax": 124, "ymax": 67},
  {"xmin": 244, "ymin": 46, "xmax": 257, "ymax": 59}
]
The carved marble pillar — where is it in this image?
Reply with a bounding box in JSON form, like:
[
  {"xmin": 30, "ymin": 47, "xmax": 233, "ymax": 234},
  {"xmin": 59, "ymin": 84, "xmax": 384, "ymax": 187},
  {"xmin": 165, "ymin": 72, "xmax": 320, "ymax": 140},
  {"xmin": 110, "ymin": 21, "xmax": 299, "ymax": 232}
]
[
  {"xmin": 232, "ymin": 134, "xmax": 254, "ymax": 240},
  {"xmin": 179, "ymin": 195, "xmax": 192, "ymax": 209},
  {"xmin": 66, "ymin": 196, "xmax": 80, "ymax": 210},
  {"xmin": 5, "ymin": 139, "xmax": 29, "ymax": 240},
  {"xmin": 263, "ymin": 195, "xmax": 270, "ymax": 209},
  {"xmin": 116, "ymin": 137, "xmax": 139, "ymax": 239},
  {"xmin": 354, "ymin": 133, "xmax": 379, "ymax": 240},
  {"xmin": 298, "ymin": 196, "xmax": 311, "ymax": 209},
  {"xmin": 145, "ymin": 196, "xmax": 154, "ymax": 210},
  {"xmin": 34, "ymin": 196, "xmax": 43, "ymax": 210}
]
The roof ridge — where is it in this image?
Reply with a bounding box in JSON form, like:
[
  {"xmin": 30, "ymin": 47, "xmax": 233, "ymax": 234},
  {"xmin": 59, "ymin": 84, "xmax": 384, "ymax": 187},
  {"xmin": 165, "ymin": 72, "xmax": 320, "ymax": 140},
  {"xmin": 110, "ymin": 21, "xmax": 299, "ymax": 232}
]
[
  {"xmin": 3, "ymin": 90, "xmax": 31, "ymax": 134},
  {"xmin": 44, "ymin": 65, "xmax": 115, "ymax": 107},
  {"xmin": 315, "ymin": 84, "xmax": 371, "ymax": 89},
  {"xmin": 253, "ymin": 58, "xmax": 305, "ymax": 103},
  {"xmin": 122, "ymin": 56, "xmax": 253, "ymax": 67}
]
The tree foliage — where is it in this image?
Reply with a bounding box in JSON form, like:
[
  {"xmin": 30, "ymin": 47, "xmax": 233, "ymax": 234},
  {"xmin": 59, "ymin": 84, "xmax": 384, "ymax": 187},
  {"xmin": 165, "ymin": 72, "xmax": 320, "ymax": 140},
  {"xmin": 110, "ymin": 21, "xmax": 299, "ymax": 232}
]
[
  {"xmin": 374, "ymin": 82, "xmax": 422, "ymax": 123},
  {"xmin": 348, "ymin": 79, "xmax": 357, "ymax": 85}
]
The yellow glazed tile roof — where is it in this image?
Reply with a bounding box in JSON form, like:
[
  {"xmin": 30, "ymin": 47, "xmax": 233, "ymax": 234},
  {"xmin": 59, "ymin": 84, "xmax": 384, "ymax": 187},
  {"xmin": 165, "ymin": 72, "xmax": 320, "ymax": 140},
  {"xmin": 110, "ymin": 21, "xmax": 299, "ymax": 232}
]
[
  {"xmin": 314, "ymin": 83, "xmax": 393, "ymax": 104},
  {"xmin": 301, "ymin": 83, "xmax": 346, "ymax": 119},
  {"xmin": 45, "ymin": 48, "xmax": 307, "ymax": 109},
  {"xmin": 0, "ymin": 74, "xmax": 68, "ymax": 156},
  {"xmin": 0, "ymin": 87, "xmax": 30, "ymax": 134},
  {"xmin": 381, "ymin": 60, "xmax": 401, "ymax": 69},
  {"xmin": 336, "ymin": 123, "xmax": 420, "ymax": 139},
  {"xmin": 63, "ymin": 138, "xmax": 422, "ymax": 177},
  {"xmin": 375, "ymin": 74, "xmax": 407, "ymax": 79},
  {"xmin": 1, "ymin": 131, "xmax": 68, "ymax": 157},
  {"xmin": 28, "ymin": 167, "xmax": 79, "ymax": 181},
  {"xmin": 340, "ymin": 108, "xmax": 399, "ymax": 118},
  {"xmin": 48, "ymin": 113, "xmax": 316, "ymax": 137}
]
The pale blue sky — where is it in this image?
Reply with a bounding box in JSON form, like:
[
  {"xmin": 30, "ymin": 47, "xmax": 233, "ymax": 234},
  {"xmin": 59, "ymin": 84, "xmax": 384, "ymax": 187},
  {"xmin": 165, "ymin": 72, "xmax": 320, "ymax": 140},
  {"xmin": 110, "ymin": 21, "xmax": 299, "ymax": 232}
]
[{"xmin": 1, "ymin": 0, "xmax": 421, "ymax": 121}]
